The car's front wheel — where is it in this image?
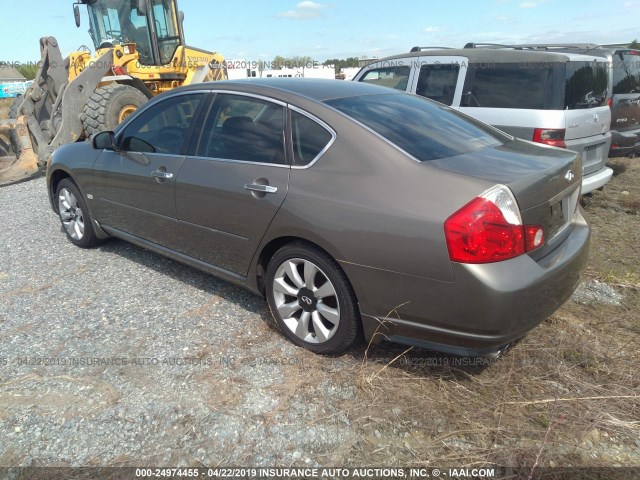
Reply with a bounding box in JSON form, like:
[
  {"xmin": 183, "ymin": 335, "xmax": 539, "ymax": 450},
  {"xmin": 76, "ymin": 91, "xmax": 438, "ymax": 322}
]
[
  {"xmin": 55, "ymin": 178, "xmax": 102, "ymax": 248},
  {"xmin": 265, "ymin": 243, "xmax": 360, "ymax": 354}
]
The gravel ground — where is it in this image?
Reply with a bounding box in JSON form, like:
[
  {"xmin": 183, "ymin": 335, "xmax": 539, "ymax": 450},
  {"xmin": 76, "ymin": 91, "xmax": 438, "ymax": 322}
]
[{"xmin": 0, "ymin": 177, "xmax": 355, "ymax": 467}]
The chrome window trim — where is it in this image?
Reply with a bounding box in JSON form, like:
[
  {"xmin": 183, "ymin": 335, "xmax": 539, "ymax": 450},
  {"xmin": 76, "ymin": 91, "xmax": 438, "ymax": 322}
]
[
  {"xmin": 116, "ymin": 90, "xmax": 210, "ymax": 154},
  {"xmin": 181, "ymin": 154, "xmax": 290, "ymax": 169},
  {"xmin": 288, "ymin": 105, "xmax": 337, "ymax": 170},
  {"xmin": 187, "ymin": 90, "xmax": 289, "ymax": 167},
  {"xmin": 117, "ymin": 89, "xmax": 212, "ymax": 132},
  {"xmin": 208, "ymin": 90, "xmax": 288, "ymax": 107}
]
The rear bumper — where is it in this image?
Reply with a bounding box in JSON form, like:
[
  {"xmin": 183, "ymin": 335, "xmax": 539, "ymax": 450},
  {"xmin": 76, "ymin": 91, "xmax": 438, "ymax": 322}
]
[
  {"xmin": 345, "ymin": 211, "xmax": 590, "ymax": 357},
  {"xmin": 564, "ymin": 133, "xmax": 611, "ymax": 194},
  {"xmin": 610, "ymin": 128, "xmax": 640, "ymax": 157},
  {"xmin": 582, "ymin": 166, "xmax": 613, "ymax": 194}
]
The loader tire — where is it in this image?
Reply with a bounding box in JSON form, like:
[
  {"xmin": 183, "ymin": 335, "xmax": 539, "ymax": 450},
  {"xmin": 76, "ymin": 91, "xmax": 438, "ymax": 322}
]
[{"xmin": 81, "ymin": 84, "xmax": 147, "ymax": 137}]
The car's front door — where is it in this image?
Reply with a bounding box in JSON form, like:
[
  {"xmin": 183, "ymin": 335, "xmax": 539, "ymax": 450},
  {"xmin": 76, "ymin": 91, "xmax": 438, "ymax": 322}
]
[
  {"xmin": 90, "ymin": 91, "xmax": 207, "ymax": 246},
  {"xmin": 173, "ymin": 92, "xmax": 290, "ymax": 276}
]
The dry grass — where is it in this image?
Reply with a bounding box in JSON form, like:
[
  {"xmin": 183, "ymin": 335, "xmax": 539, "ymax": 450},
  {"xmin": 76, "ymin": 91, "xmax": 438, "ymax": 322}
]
[{"xmin": 300, "ymin": 156, "xmax": 640, "ymax": 469}]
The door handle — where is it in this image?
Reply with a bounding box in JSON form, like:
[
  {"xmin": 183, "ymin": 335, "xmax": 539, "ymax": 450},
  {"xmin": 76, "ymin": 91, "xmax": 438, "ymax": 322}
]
[
  {"xmin": 151, "ymin": 170, "xmax": 174, "ymax": 180},
  {"xmin": 244, "ymin": 183, "xmax": 278, "ymax": 194}
]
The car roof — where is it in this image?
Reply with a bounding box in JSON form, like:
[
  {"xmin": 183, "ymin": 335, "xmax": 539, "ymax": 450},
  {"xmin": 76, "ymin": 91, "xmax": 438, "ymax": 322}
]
[
  {"xmin": 178, "ymin": 77, "xmax": 402, "ymax": 102},
  {"xmin": 365, "ymin": 48, "xmax": 602, "ymax": 64}
]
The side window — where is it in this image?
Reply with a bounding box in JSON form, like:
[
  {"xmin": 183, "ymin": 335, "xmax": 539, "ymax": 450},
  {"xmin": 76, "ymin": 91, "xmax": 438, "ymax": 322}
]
[
  {"xmin": 291, "ymin": 111, "xmax": 333, "ymax": 166},
  {"xmin": 416, "ymin": 64, "xmax": 460, "ymax": 106},
  {"xmin": 120, "ymin": 93, "xmax": 204, "ymax": 154},
  {"xmin": 197, "ymin": 94, "xmax": 286, "ymax": 164},
  {"xmin": 461, "ymin": 63, "xmax": 559, "ymax": 110},
  {"xmin": 359, "ymin": 66, "xmax": 411, "ymax": 91}
]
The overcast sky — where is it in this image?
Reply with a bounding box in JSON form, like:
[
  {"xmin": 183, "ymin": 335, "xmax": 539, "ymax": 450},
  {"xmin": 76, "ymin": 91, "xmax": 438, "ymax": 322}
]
[{"xmin": 1, "ymin": 0, "xmax": 638, "ymax": 63}]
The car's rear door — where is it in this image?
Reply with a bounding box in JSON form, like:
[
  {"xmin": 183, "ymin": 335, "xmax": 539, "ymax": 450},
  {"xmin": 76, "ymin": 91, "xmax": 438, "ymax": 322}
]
[
  {"xmin": 90, "ymin": 91, "xmax": 208, "ymax": 246},
  {"xmin": 173, "ymin": 92, "xmax": 290, "ymax": 276}
]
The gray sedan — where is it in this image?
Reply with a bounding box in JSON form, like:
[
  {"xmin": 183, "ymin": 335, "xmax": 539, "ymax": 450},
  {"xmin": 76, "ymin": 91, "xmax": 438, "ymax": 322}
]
[{"xmin": 46, "ymin": 79, "xmax": 590, "ymax": 356}]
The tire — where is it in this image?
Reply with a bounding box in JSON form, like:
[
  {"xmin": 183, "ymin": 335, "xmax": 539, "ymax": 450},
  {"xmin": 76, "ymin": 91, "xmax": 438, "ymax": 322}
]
[
  {"xmin": 80, "ymin": 84, "xmax": 148, "ymax": 137},
  {"xmin": 265, "ymin": 242, "xmax": 361, "ymax": 354},
  {"xmin": 55, "ymin": 178, "xmax": 102, "ymax": 248}
]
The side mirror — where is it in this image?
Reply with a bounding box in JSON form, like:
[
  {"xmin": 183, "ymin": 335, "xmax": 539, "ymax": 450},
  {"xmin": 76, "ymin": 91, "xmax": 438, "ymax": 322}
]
[
  {"xmin": 74, "ymin": 4, "xmax": 81, "ymax": 28},
  {"xmin": 179, "ymin": 11, "xmax": 185, "ymax": 26},
  {"xmin": 93, "ymin": 131, "xmax": 117, "ymax": 150}
]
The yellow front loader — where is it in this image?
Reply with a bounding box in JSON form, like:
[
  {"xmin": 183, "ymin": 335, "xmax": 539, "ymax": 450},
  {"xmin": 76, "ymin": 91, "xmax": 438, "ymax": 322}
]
[{"xmin": 0, "ymin": 0, "xmax": 226, "ymax": 185}]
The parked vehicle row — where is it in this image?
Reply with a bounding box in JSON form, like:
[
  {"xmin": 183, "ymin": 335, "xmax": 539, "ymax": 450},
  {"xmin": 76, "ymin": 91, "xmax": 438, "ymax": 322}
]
[
  {"xmin": 47, "ymin": 79, "xmax": 590, "ymax": 357},
  {"xmin": 354, "ymin": 45, "xmax": 615, "ymax": 194},
  {"xmin": 505, "ymin": 44, "xmax": 640, "ymax": 158}
]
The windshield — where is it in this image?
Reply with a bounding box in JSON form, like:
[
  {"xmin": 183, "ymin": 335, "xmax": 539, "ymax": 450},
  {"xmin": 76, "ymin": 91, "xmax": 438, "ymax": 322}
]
[
  {"xmin": 87, "ymin": 0, "xmax": 153, "ymax": 64},
  {"xmin": 326, "ymin": 93, "xmax": 507, "ymax": 162},
  {"xmin": 612, "ymin": 51, "xmax": 640, "ymax": 94}
]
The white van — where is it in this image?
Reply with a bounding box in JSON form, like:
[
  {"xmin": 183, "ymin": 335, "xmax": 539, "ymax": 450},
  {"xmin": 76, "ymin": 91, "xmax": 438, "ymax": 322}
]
[{"xmin": 353, "ymin": 46, "xmax": 613, "ymax": 193}]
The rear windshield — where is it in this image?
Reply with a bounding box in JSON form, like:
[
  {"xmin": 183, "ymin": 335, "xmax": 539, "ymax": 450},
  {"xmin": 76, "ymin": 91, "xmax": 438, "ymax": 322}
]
[
  {"xmin": 612, "ymin": 51, "xmax": 640, "ymax": 94},
  {"xmin": 325, "ymin": 93, "xmax": 506, "ymax": 162},
  {"xmin": 461, "ymin": 61, "xmax": 608, "ymax": 110}
]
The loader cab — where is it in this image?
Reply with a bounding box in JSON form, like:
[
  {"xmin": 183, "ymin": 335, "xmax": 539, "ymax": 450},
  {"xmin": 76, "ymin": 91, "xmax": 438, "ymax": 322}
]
[{"xmin": 81, "ymin": 0, "xmax": 185, "ymax": 66}]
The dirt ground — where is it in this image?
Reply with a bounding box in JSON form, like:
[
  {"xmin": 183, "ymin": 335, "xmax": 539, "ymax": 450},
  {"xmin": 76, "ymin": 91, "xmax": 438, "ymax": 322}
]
[{"xmin": 0, "ymin": 96, "xmax": 638, "ymax": 473}]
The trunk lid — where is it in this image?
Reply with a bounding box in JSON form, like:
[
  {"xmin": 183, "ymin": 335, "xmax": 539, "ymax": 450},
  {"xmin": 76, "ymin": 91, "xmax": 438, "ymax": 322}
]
[{"xmin": 429, "ymin": 139, "xmax": 582, "ymax": 257}]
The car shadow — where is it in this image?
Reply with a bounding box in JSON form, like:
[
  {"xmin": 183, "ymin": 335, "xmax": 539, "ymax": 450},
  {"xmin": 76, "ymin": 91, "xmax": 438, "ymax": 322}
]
[
  {"xmin": 96, "ymin": 237, "xmax": 269, "ymax": 317},
  {"xmin": 609, "ymin": 160, "xmax": 627, "ymax": 177},
  {"xmin": 93, "ymin": 237, "xmax": 498, "ymax": 378}
]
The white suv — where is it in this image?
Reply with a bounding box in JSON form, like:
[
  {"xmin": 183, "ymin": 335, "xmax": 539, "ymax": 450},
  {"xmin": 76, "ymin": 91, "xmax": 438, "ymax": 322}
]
[{"xmin": 353, "ymin": 45, "xmax": 613, "ymax": 194}]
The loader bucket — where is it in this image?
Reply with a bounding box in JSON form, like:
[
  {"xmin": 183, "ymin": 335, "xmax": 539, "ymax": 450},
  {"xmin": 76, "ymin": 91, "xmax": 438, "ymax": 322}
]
[{"xmin": 0, "ymin": 117, "xmax": 39, "ymax": 186}]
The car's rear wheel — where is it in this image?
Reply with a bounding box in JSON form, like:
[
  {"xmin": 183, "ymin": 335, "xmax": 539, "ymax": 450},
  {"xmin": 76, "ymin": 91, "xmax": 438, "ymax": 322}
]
[
  {"xmin": 265, "ymin": 243, "xmax": 360, "ymax": 354},
  {"xmin": 56, "ymin": 178, "xmax": 101, "ymax": 248}
]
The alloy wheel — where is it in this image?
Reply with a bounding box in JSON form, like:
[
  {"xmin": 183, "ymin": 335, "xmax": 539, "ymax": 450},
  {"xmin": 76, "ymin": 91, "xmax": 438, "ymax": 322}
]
[
  {"xmin": 271, "ymin": 258, "xmax": 340, "ymax": 344},
  {"xmin": 58, "ymin": 187, "xmax": 85, "ymax": 241}
]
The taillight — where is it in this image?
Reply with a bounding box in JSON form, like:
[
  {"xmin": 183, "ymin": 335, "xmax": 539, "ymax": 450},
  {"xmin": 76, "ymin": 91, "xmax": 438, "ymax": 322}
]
[
  {"xmin": 607, "ymin": 98, "xmax": 613, "ymax": 108},
  {"xmin": 532, "ymin": 128, "xmax": 566, "ymax": 148},
  {"xmin": 444, "ymin": 185, "xmax": 544, "ymax": 264}
]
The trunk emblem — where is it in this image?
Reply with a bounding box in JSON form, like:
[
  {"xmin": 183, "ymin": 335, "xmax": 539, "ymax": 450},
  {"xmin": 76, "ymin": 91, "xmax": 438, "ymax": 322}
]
[
  {"xmin": 565, "ymin": 170, "xmax": 575, "ymax": 182},
  {"xmin": 593, "ymin": 113, "xmax": 599, "ymax": 122}
]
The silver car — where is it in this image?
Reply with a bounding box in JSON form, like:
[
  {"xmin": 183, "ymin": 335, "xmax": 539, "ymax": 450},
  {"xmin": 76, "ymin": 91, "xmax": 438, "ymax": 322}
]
[
  {"xmin": 354, "ymin": 46, "xmax": 613, "ymax": 194},
  {"xmin": 47, "ymin": 79, "xmax": 590, "ymax": 356}
]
